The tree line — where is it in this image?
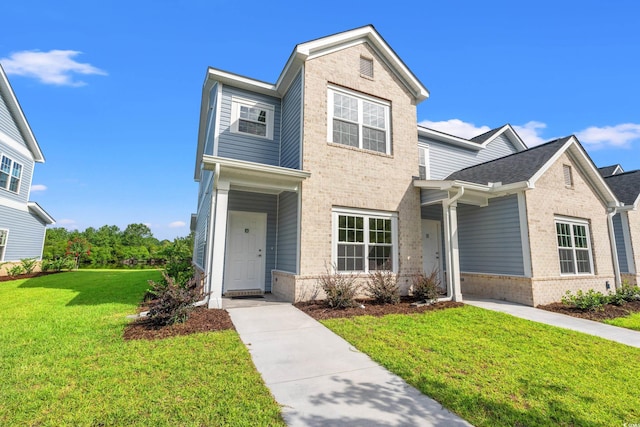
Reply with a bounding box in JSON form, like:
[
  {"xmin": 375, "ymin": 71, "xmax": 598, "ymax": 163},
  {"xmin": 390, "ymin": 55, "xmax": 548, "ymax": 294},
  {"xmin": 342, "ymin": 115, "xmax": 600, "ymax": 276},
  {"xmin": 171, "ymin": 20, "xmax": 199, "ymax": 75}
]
[{"xmin": 43, "ymin": 224, "xmax": 193, "ymax": 269}]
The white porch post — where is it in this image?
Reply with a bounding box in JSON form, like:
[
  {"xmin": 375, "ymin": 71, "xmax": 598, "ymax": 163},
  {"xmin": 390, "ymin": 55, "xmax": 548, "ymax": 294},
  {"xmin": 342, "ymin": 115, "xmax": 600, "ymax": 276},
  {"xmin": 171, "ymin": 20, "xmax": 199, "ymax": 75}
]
[
  {"xmin": 607, "ymin": 210, "xmax": 622, "ymax": 289},
  {"xmin": 208, "ymin": 180, "xmax": 230, "ymax": 309},
  {"xmin": 443, "ymin": 201, "xmax": 463, "ymax": 302}
]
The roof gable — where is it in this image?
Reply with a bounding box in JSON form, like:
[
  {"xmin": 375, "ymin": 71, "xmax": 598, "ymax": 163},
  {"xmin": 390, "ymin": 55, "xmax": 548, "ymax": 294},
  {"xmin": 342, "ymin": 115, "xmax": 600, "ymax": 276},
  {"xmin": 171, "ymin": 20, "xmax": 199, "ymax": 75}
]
[
  {"xmin": 0, "ymin": 65, "xmax": 44, "ymax": 162},
  {"xmin": 605, "ymin": 170, "xmax": 640, "ymax": 207},
  {"xmin": 418, "ymin": 123, "xmax": 527, "ymax": 152},
  {"xmin": 598, "ymin": 164, "xmax": 624, "ymax": 177}
]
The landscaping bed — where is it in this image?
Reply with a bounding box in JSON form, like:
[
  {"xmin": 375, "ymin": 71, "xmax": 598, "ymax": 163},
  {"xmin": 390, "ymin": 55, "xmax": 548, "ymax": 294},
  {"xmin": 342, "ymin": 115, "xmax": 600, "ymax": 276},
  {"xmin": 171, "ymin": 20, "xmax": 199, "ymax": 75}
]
[
  {"xmin": 123, "ymin": 307, "xmax": 235, "ymax": 340},
  {"xmin": 538, "ymin": 300, "xmax": 640, "ymax": 321}
]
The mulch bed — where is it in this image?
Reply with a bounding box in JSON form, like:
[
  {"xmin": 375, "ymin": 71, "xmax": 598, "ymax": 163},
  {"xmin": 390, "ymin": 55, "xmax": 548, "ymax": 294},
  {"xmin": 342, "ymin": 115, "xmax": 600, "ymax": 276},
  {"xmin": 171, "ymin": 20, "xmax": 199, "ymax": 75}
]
[
  {"xmin": 294, "ymin": 298, "xmax": 464, "ymax": 320},
  {"xmin": 0, "ymin": 271, "xmax": 61, "ymax": 282},
  {"xmin": 123, "ymin": 307, "xmax": 235, "ymax": 340},
  {"xmin": 538, "ymin": 300, "xmax": 640, "ymax": 321}
]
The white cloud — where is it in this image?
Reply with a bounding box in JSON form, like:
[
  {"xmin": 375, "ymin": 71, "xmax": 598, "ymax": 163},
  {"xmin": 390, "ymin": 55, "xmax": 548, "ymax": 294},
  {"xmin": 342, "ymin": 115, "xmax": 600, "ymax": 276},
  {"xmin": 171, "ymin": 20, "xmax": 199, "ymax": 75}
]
[
  {"xmin": 0, "ymin": 50, "xmax": 107, "ymax": 86},
  {"xmin": 419, "ymin": 119, "xmax": 490, "ymax": 140},
  {"xmin": 512, "ymin": 121, "xmax": 549, "ymax": 147},
  {"xmin": 576, "ymin": 123, "xmax": 640, "ymax": 150},
  {"xmin": 57, "ymin": 219, "xmax": 78, "ymax": 229},
  {"xmin": 30, "ymin": 184, "xmax": 47, "ymax": 192},
  {"xmin": 169, "ymin": 221, "xmax": 186, "ymax": 228}
]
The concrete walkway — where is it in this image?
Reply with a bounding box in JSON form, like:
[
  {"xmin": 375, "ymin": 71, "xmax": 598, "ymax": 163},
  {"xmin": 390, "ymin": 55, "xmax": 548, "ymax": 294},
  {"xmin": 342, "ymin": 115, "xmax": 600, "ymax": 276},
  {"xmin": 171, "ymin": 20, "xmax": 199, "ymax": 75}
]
[
  {"xmin": 465, "ymin": 297, "xmax": 640, "ymax": 348},
  {"xmin": 226, "ymin": 300, "xmax": 471, "ymax": 427}
]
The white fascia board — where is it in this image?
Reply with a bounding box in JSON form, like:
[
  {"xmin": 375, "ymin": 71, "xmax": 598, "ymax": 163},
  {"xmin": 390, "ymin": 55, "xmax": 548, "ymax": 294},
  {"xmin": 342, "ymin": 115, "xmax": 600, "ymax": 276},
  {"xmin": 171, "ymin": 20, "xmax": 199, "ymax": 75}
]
[
  {"xmin": 492, "ymin": 125, "xmax": 528, "ymax": 151},
  {"xmin": 414, "ymin": 179, "xmax": 531, "ymax": 194},
  {"xmin": 206, "ymin": 67, "xmax": 279, "ymax": 97},
  {"xmin": 27, "ymin": 201, "xmax": 55, "ymax": 224},
  {"xmin": 417, "ymin": 126, "xmax": 483, "ymax": 151},
  {"xmin": 202, "ymin": 155, "xmax": 310, "ymax": 179},
  {"xmin": 0, "ymin": 66, "xmax": 44, "ymax": 163}
]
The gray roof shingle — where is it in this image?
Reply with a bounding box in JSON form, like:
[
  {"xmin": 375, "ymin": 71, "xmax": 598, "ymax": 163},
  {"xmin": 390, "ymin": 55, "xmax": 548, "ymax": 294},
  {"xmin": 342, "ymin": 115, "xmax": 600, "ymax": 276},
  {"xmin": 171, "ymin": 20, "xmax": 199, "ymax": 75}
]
[
  {"xmin": 598, "ymin": 164, "xmax": 622, "ymax": 177},
  {"xmin": 446, "ymin": 137, "xmax": 571, "ymax": 185},
  {"xmin": 604, "ymin": 170, "xmax": 640, "ymax": 206},
  {"xmin": 469, "ymin": 126, "xmax": 505, "ymax": 144}
]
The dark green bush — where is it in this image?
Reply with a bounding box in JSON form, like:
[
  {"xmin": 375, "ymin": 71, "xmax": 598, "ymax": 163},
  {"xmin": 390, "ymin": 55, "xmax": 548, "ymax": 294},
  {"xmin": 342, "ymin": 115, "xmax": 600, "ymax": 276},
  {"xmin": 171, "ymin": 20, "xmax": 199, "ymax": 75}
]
[
  {"xmin": 411, "ymin": 270, "xmax": 441, "ymax": 303},
  {"xmin": 614, "ymin": 282, "xmax": 640, "ymax": 302},
  {"xmin": 41, "ymin": 257, "xmax": 75, "ymax": 272},
  {"xmin": 318, "ymin": 268, "xmax": 360, "ymax": 309},
  {"xmin": 365, "ymin": 269, "xmax": 400, "ymax": 304},
  {"xmin": 561, "ymin": 289, "xmax": 608, "ymax": 312},
  {"xmin": 147, "ymin": 274, "xmax": 200, "ymax": 326},
  {"xmin": 20, "ymin": 258, "xmax": 38, "ymax": 274}
]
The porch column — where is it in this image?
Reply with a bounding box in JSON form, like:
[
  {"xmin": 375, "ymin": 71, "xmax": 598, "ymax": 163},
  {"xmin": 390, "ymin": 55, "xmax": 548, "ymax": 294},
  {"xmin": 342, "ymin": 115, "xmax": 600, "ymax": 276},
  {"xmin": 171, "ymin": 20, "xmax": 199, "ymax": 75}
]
[
  {"xmin": 208, "ymin": 181, "xmax": 230, "ymax": 309},
  {"xmin": 607, "ymin": 210, "xmax": 622, "ymax": 289},
  {"xmin": 443, "ymin": 201, "xmax": 463, "ymax": 302}
]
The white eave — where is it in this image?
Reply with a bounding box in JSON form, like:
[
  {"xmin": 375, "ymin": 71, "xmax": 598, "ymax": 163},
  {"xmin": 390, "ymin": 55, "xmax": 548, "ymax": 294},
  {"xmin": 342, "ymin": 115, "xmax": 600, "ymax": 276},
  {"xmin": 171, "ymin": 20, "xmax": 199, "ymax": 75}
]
[
  {"xmin": 414, "ymin": 179, "xmax": 533, "ymax": 207},
  {"xmin": 27, "ymin": 201, "xmax": 55, "ymax": 225},
  {"xmin": 0, "ymin": 65, "xmax": 44, "ymax": 163},
  {"xmin": 203, "ymin": 155, "xmax": 310, "ymax": 194},
  {"xmin": 418, "ymin": 124, "xmax": 527, "ymax": 152}
]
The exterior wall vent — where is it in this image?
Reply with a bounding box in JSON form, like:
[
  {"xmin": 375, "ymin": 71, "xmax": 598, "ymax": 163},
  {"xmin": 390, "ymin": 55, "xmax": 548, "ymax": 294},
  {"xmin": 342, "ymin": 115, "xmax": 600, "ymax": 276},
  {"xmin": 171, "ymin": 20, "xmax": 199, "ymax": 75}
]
[{"xmin": 360, "ymin": 56, "xmax": 373, "ymax": 78}]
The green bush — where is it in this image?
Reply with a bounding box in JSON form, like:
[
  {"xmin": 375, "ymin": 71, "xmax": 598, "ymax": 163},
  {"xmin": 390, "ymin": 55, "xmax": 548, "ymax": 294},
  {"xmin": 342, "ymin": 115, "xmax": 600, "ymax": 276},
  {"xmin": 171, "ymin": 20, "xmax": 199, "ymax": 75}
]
[
  {"xmin": 7, "ymin": 265, "xmax": 25, "ymax": 277},
  {"xmin": 365, "ymin": 269, "xmax": 400, "ymax": 304},
  {"xmin": 411, "ymin": 269, "xmax": 441, "ymax": 303},
  {"xmin": 317, "ymin": 268, "xmax": 360, "ymax": 309},
  {"xmin": 147, "ymin": 274, "xmax": 201, "ymax": 326},
  {"xmin": 20, "ymin": 258, "xmax": 38, "ymax": 274},
  {"xmin": 561, "ymin": 289, "xmax": 608, "ymax": 312},
  {"xmin": 615, "ymin": 282, "xmax": 640, "ymax": 302},
  {"xmin": 41, "ymin": 257, "xmax": 75, "ymax": 272}
]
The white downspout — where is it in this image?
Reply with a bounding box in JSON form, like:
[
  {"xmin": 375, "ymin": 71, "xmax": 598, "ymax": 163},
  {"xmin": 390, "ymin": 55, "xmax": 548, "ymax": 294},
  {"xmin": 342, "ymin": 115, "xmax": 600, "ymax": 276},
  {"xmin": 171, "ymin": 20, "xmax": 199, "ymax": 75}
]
[
  {"xmin": 607, "ymin": 208, "xmax": 622, "ymax": 289},
  {"xmin": 440, "ymin": 186, "xmax": 465, "ymax": 302}
]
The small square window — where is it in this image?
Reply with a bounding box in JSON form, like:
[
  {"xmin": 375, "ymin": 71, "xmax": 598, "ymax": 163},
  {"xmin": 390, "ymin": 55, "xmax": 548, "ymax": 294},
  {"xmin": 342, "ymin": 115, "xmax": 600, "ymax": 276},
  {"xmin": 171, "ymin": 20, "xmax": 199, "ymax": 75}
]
[
  {"xmin": 360, "ymin": 57, "xmax": 373, "ymax": 78},
  {"xmin": 230, "ymin": 97, "xmax": 274, "ymax": 140}
]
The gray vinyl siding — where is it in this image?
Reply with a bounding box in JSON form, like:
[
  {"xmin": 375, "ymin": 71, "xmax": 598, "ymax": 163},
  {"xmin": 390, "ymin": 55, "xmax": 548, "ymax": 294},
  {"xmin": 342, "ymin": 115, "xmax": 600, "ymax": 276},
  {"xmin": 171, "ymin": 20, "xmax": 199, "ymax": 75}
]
[
  {"xmin": 203, "ymin": 83, "xmax": 218, "ymax": 156},
  {"xmin": 0, "ymin": 142, "xmax": 34, "ymax": 204},
  {"xmin": 420, "ymin": 189, "xmax": 449, "ymax": 205},
  {"xmin": 280, "ymin": 70, "xmax": 302, "ymax": 169},
  {"xmin": 457, "ymin": 195, "xmax": 525, "ymax": 275},
  {"xmin": 613, "ymin": 213, "xmax": 629, "ymax": 273},
  {"xmin": 0, "ymin": 205, "xmax": 46, "ymax": 261},
  {"xmin": 422, "ymin": 133, "xmax": 519, "ymax": 180},
  {"xmin": 0, "ymin": 91, "xmax": 26, "ymax": 146},
  {"xmin": 217, "ymin": 86, "xmax": 281, "ymax": 166},
  {"xmin": 276, "ymin": 191, "xmax": 298, "ymax": 273},
  {"xmin": 228, "ymin": 191, "xmax": 277, "ymax": 291},
  {"xmin": 194, "ymin": 185, "xmax": 212, "ymax": 268}
]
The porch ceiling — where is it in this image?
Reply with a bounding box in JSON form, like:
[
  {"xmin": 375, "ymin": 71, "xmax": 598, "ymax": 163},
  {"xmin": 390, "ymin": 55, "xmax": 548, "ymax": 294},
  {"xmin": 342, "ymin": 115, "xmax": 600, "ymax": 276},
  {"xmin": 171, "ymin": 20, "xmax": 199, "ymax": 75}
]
[{"xmin": 203, "ymin": 155, "xmax": 311, "ymax": 194}]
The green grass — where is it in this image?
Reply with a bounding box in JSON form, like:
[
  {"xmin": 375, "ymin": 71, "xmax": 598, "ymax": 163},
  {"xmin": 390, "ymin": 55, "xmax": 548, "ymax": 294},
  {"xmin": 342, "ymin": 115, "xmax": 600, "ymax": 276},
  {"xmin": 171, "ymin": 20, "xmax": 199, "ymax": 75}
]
[
  {"xmin": 604, "ymin": 311, "xmax": 640, "ymax": 331},
  {"xmin": 0, "ymin": 270, "xmax": 284, "ymax": 427},
  {"xmin": 323, "ymin": 305, "xmax": 640, "ymax": 427}
]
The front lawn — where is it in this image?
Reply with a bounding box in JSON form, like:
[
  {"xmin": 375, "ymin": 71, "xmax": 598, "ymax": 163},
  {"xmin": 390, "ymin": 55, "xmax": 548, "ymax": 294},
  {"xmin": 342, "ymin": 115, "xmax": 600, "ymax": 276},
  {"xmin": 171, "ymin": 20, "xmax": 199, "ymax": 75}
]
[
  {"xmin": 604, "ymin": 312, "xmax": 640, "ymax": 331},
  {"xmin": 0, "ymin": 270, "xmax": 284, "ymax": 426},
  {"xmin": 323, "ymin": 305, "xmax": 640, "ymax": 427}
]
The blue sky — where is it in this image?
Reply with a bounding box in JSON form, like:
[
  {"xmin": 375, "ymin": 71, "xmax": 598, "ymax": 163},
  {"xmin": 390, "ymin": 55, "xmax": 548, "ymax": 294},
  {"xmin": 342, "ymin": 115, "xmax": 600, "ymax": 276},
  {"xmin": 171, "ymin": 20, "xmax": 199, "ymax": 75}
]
[{"xmin": 3, "ymin": 1, "xmax": 639, "ymax": 240}]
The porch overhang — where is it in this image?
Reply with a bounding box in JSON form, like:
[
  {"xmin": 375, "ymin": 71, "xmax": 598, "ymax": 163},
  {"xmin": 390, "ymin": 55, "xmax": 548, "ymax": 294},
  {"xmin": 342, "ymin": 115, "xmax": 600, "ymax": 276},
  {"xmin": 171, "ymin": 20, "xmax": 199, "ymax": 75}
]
[
  {"xmin": 203, "ymin": 155, "xmax": 311, "ymax": 194},
  {"xmin": 414, "ymin": 179, "xmax": 533, "ymax": 206}
]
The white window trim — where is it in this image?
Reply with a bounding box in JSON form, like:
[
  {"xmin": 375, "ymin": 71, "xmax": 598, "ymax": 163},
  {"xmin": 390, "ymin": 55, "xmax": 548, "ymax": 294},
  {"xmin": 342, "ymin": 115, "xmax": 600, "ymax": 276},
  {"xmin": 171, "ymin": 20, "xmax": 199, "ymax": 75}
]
[
  {"xmin": 0, "ymin": 229, "xmax": 8, "ymax": 262},
  {"xmin": 418, "ymin": 145, "xmax": 430, "ymax": 179},
  {"xmin": 230, "ymin": 96, "xmax": 275, "ymax": 140},
  {"xmin": 555, "ymin": 216, "xmax": 594, "ymax": 276},
  {"xmin": 331, "ymin": 207, "xmax": 399, "ymax": 273},
  {"xmin": 0, "ymin": 153, "xmax": 23, "ymax": 195},
  {"xmin": 327, "ymin": 85, "xmax": 391, "ymax": 155}
]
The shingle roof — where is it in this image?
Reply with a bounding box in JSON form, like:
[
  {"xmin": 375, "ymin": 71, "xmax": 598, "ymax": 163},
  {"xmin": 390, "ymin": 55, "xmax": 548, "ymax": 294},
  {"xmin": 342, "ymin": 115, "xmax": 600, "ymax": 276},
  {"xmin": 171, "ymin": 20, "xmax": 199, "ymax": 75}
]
[
  {"xmin": 446, "ymin": 137, "xmax": 571, "ymax": 185},
  {"xmin": 598, "ymin": 164, "xmax": 622, "ymax": 177},
  {"xmin": 469, "ymin": 126, "xmax": 504, "ymax": 144},
  {"xmin": 604, "ymin": 170, "xmax": 640, "ymax": 206}
]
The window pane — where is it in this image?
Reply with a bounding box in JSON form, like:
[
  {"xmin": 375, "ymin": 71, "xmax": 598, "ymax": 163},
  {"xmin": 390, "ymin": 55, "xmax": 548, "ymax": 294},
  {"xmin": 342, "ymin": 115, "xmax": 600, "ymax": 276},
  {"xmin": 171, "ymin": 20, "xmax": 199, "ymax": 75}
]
[
  {"xmin": 0, "ymin": 230, "xmax": 7, "ymax": 245},
  {"xmin": 333, "ymin": 93, "xmax": 358, "ymax": 122},
  {"xmin": 559, "ymin": 249, "xmax": 575, "ymax": 273},
  {"xmin": 0, "ymin": 172, "xmax": 7, "ymax": 189},
  {"xmin": 576, "ymin": 250, "xmax": 591, "ymax": 273},
  {"xmin": 362, "ymin": 127, "xmax": 386, "ymax": 153},
  {"xmin": 556, "ymin": 223, "xmax": 572, "ymax": 248},
  {"xmin": 11, "ymin": 162, "xmax": 21, "ymax": 178},
  {"xmin": 333, "ymin": 120, "xmax": 359, "ymax": 147},
  {"xmin": 0, "ymin": 156, "xmax": 10, "ymax": 174},
  {"xmin": 363, "ymin": 101, "xmax": 385, "ymax": 129},
  {"xmin": 338, "ymin": 215, "xmax": 363, "ymax": 243},
  {"xmin": 238, "ymin": 119, "xmax": 266, "ymax": 137},
  {"xmin": 368, "ymin": 245, "xmax": 392, "ymax": 271},
  {"xmin": 9, "ymin": 177, "xmax": 19, "ymax": 192},
  {"xmin": 337, "ymin": 244, "xmax": 364, "ymax": 271},
  {"xmin": 573, "ymin": 224, "xmax": 588, "ymax": 248}
]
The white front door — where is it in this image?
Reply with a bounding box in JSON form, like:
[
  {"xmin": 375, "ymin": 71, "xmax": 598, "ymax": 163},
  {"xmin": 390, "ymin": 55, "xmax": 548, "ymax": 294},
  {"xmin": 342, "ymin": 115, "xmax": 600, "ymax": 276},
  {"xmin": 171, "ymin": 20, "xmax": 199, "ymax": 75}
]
[
  {"xmin": 224, "ymin": 211, "xmax": 267, "ymax": 292},
  {"xmin": 422, "ymin": 219, "xmax": 442, "ymax": 276}
]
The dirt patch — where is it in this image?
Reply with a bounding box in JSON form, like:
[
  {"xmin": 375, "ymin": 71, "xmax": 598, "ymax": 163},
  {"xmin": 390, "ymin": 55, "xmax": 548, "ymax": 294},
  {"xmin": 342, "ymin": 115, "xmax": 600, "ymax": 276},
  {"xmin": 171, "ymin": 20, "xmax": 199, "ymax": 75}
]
[
  {"xmin": 123, "ymin": 307, "xmax": 235, "ymax": 340},
  {"xmin": 295, "ymin": 298, "xmax": 464, "ymax": 320},
  {"xmin": 538, "ymin": 300, "xmax": 640, "ymax": 321}
]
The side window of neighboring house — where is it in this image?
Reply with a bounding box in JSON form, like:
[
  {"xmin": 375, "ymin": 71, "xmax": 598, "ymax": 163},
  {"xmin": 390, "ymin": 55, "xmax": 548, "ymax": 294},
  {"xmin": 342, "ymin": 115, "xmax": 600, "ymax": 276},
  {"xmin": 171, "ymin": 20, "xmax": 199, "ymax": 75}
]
[
  {"xmin": 0, "ymin": 155, "xmax": 23, "ymax": 193},
  {"xmin": 555, "ymin": 218, "xmax": 593, "ymax": 275},
  {"xmin": 0, "ymin": 229, "xmax": 7, "ymax": 261},
  {"xmin": 230, "ymin": 97, "xmax": 275, "ymax": 140},
  {"xmin": 327, "ymin": 86, "xmax": 391, "ymax": 155},
  {"xmin": 333, "ymin": 208, "xmax": 398, "ymax": 273},
  {"xmin": 418, "ymin": 146, "xmax": 429, "ymax": 179}
]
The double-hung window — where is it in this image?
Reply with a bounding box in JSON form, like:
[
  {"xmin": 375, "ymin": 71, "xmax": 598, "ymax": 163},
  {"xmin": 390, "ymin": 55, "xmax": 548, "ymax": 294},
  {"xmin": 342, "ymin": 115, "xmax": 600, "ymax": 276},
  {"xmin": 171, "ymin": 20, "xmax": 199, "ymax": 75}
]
[
  {"xmin": 0, "ymin": 155, "xmax": 22, "ymax": 194},
  {"xmin": 555, "ymin": 217, "xmax": 593, "ymax": 275},
  {"xmin": 333, "ymin": 208, "xmax": 398, "ymax": 272},
  {"xmin": 0, "ymin": 229, "xmax": 7, "ymax": 261},
  {"xmin": 328, "ymin": 86, "xmax": 391, "ymax": 154},
  {"xmin": 230, "ymin": 97, "xmax": 274, "ymax": 140},
  {"xmin": 418, "ymin": 146, "xmax": 429, "ymax": 179}
]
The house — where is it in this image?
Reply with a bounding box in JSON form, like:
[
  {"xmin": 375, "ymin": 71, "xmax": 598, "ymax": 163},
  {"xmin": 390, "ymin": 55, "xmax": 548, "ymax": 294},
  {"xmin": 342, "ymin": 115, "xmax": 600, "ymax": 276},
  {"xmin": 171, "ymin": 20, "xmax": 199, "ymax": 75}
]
[
  {"xmin": 601, "ymin": 166, "xmax": 640, "ymax": 285},
  {"xmin": 0, "ymin": 65, "xmax": 54, "ymax": 268},
  {"xmin": 192, "ymin": 25, "xmax": 623, "ymax": 308}
]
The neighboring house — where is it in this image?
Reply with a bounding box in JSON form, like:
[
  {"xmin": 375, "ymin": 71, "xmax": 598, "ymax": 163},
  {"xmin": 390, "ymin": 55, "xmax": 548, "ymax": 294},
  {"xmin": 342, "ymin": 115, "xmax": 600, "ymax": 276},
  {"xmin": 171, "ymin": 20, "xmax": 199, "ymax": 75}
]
[
  {"xmin": 192, "ymin": 25, "xmax": 623, "ymax": 308},
  {"xmin": 0, "ymin": 65, "xmax": 54, "ymax": 266},
  {"xmin": 602, "ymin": 167, "xmax": 640, "ymax": 285}
]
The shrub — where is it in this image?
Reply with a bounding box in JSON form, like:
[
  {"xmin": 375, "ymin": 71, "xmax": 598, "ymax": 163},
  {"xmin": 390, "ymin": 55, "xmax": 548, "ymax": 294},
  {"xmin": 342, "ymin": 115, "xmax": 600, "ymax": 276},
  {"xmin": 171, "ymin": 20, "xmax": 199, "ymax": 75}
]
[
  {"xmin": 561, "ymin": 289, "xmax": 608, "ymax": 312},
  {"xmin": 20, "ymin": 258, "xmax": 38, "ymax": 274},
  {"xmin": 615, "ymin": 282, "xmax": 640, "ymax": 302},
  {"xmin": 41, "ymin": 257, "xmax": 75, "ymax": 272},
  {"xmin": 147, "ymin": 274, "xmax": 200, "ymax": 326},
  {"xmin": 7, "ymin": 265, "xmax": 25, "ymax": 277},
  {"xmin": 411, "ymin": 269, "xmax": 441, "ymax": 303},
  {"xmin": 608, "ymin": 290, "xmax": 627, "ymax": 307},
  {"xmin": 317, "ymin": 267, "xmax": 360, "ymax": 309},
  {"xmin": 365, "ymin": 269, "xmax": 400, "ymax": 304}
]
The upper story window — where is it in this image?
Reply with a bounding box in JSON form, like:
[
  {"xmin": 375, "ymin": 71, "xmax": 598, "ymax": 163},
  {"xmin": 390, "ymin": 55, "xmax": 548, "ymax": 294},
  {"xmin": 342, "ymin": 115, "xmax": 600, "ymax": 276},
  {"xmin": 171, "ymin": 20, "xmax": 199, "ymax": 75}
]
[
  {"xmin": 0, "ymin": 155, "xmax": 23, "ymax": 194},
  {"xmin": 230, "ymin": 97, "xmax": 274, "ymax": 140},
  {"xmin": 555, "ymin": 217, "xmax": 593, "ymax": 275},
  {"xmin": 418, "ymin": 146, "xmax": 429, "ymax": 179},
  {"xmin": 0, "ymin": 229, "xmax": 6, "ymax": 261},
  {"xmin": 327, "ymin": 86, "xmax": 391, "ymax": 155}
]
